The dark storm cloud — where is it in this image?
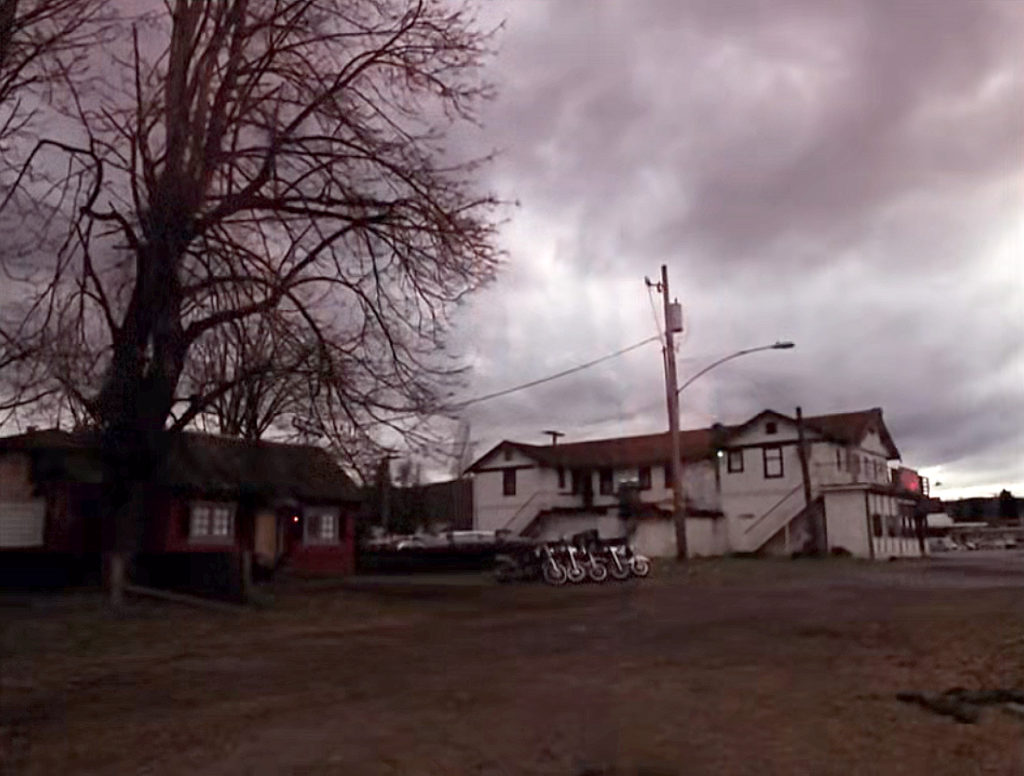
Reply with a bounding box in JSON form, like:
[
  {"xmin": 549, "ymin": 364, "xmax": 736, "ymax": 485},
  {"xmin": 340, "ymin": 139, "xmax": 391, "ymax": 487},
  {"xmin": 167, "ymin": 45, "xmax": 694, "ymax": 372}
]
[{"xmin": 451, "ymin": 0, "xmax": 1023, "ymax": 496}]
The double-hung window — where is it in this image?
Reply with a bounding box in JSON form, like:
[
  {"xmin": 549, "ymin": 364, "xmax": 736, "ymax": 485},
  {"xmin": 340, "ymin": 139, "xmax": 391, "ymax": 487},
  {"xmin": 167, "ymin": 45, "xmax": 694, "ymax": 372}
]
[
  {"xmin": 189, "ymin": 502, "xmax": 234, "ymax": 542},
  {"xmin": 763, "ymin": 447, "xmax": 784, "ymax": 479},
  {"xmin": 727, "ymin": 450, "xmax": 744, "ymax": 473},
  {"xmin": 502, "ymin": 469, "xmax": 517, "ymax": 497},
  {"xmin": 305, "ymin": 507, "xmax": 341, "ymax": 545}
]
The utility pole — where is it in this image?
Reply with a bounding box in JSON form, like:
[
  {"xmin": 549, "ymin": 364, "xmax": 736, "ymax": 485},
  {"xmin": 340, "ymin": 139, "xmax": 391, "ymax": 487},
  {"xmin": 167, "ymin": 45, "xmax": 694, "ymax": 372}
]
[
  {"xmin": 795, "ymin": 406, "xmax": 820, "ymax": 554},
  {"xmin": 647, "ymin": 265, "xmax": 687, "ymax": 560}
]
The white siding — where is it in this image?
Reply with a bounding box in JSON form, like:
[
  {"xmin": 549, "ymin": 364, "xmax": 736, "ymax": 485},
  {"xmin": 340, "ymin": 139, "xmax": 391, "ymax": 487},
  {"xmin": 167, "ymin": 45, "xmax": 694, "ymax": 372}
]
[
  {"xmin": 473, "ymin": 464, "xmax": 560, "ymax": 533},
  {"xmin": 0, "ymin": 500, "xmax": 46, "ymax": 548},
  {"xmin": 633, "ymin": 519, "xmax": 677, "ymax": 558},
  {"xmin": 720, "ymin": 439, "xmax": 805, "ymax": 553},
  {"xmin": 684, "ymin": 517, "xmax": 729, "ymax": 557},
  {"xmin": 860, "ymin": 429, "xmax": 890, "ymax": 457},
  {"xmin": 822, "ymin": 488, "xmax": 923, "ymax": 559},
  {"xmin": 823, "ymin": 490, "xmax": 872, "ymax": 557},
  {"xmin": 533, "ymin": 513, "xmax": 628, "ymax": 543},
  {"xmin": 726, "ymin": 416, "xmax": 822, "ymax": 448},
  {"xmin": 473, "ymin": 451, "xmax": 722, "ymax": 538}
]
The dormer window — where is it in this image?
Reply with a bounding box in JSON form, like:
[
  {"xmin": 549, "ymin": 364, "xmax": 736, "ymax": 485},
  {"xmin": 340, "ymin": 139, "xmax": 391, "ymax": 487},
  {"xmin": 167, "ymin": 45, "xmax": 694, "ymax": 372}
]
[{"xmin": 765, "ymin": 422, "xmax": 778, "ymax": 435}]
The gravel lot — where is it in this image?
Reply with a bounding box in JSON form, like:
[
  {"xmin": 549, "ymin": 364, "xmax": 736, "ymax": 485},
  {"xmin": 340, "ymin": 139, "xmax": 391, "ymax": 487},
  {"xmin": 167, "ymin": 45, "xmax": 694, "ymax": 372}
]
[{"xmin": 2, "ymin": 553, "xmax": 1023, "ymax": 775}]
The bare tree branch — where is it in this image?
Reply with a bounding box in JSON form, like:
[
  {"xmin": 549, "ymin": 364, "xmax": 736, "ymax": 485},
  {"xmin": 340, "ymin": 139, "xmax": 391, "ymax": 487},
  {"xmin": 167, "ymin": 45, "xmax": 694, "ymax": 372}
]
[{"xmin": 2, "ymin": 0, "xmax": 503, "ymax": 509}]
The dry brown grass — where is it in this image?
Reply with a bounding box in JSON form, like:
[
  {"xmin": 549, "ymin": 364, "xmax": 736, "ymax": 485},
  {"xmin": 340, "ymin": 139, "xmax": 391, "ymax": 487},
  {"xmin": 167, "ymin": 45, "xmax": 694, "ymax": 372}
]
[{"xmin": 2, "ymin": 556, "xmax": 1023, "ymax": 775}]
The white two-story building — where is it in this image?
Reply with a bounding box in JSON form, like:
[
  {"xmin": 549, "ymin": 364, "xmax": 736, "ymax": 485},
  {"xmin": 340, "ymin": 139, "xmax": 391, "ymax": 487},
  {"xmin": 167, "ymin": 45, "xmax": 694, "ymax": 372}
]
[{"xmin": 466, "ymin": 407, "xmax": 929, "ymax": 560}]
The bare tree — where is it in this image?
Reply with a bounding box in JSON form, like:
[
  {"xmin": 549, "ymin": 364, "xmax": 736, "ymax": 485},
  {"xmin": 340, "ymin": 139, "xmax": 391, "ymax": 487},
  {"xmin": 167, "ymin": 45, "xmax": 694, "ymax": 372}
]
[
  {"xmin": 180, "ymin": 300, "xmax": 451, "ymax": 482},
  {"xmin": 2, "ymin": 0, "xmax": 502, "ymax": 588},
  {"xmin": 0, "ymin": 0, "xmax": 107, "ymax": 422},
  {"xmin": 0, "ymin": 0, "xmax": 103, "ymax": 144},
  {"xmin": 185, "ymin": 314, "xmax": 307, "ymax": 441}
]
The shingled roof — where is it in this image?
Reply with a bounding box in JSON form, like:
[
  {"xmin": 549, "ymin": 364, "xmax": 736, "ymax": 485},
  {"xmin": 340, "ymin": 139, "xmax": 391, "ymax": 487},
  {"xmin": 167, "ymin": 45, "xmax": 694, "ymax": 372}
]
[
  {"xmin": 469, "ymin": 427, "xmax": 725, "ymax": 472},
  {"xmin": 802, "ymin": 408, "xmax": 899, "ymax": 458},
  {"xmin": 159, "ymin": 433, "xmax": 360, "ymax": 502},
  {"xmin": 467, "ymin": 407, "xmax": 899, "ymax": 471},
  {"xmin": 0, "ymin": 429, "xmax": 360, "ymax": 503}
]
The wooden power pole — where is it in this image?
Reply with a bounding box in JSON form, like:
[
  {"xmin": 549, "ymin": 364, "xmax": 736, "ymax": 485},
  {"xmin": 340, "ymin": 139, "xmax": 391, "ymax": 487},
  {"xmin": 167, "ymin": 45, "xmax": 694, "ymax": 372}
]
[
  {"xmin": 795, "ymin": 406, "xmax": 820, "ymax": 554},
  {"xmin": 649, "ymin": 265, "xmax": 687, "ymax": 560}
]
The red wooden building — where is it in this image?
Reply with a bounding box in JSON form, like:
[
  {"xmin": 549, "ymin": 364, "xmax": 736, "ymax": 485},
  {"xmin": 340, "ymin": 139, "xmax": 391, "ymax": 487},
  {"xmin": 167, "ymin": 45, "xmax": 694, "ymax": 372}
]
[{"xmin": 0, "ymin": 429, "xmax": 361, "ymax": 591}]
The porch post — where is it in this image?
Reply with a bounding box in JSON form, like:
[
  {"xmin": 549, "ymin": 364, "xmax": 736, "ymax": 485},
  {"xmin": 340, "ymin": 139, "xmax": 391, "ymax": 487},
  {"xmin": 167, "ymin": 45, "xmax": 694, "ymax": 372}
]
[
  {"xmin": 107, "ymin": 552, "xmax": 125, "ymax": 607},
  {"xmin": 864, "ymin": 491, "xmax": 875, "ymax": 560},
  {"xmin": 240, "ymin": 550, "xmax": 253, "ymax": 603}
]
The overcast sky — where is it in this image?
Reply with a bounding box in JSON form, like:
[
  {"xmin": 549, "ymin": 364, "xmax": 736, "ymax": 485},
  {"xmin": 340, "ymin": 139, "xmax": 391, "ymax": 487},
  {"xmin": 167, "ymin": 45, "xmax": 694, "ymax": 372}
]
[{"xmin": 444, "ymin": 0, "xmax": 1023, "ymax": 499}]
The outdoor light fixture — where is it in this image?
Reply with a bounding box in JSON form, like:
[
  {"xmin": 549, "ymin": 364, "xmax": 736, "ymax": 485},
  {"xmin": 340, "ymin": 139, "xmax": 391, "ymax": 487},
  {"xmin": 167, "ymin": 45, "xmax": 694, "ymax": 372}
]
[{"xmin": 676, "ymin": 341, "xmax": 797, "ymax": 397}]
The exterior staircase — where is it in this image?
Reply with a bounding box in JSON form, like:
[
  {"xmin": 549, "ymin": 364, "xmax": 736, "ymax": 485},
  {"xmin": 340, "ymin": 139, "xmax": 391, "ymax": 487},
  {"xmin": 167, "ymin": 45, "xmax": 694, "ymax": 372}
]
[
  {"xmin": 499, "ymin": 491, "xmax": 556, "ymax": 537},
  {"xmin": 757, "ymin": 496, "xmax": 825, "ymax": 556},
  {"xmin": 740, "ymin": 485, "xmax": 825, "ymax": 555}
]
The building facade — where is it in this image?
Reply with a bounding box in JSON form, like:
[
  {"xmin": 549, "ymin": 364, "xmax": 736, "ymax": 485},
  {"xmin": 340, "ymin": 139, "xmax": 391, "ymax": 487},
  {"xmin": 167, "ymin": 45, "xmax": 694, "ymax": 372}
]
[
  {"xmin": 467, "ymin": 407, "xmax": 928, "ymax": 560},
  {"xmin": 0, "ymin": 429, "xmax": 362, "ymax": 593}
]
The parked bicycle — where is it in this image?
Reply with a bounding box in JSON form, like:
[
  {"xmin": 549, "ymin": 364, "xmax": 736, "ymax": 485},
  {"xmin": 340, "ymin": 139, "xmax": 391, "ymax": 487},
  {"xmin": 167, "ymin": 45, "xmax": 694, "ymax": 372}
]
[{"xmin": 493, "ymin": 533, "xmax": 651, "ymax": 585}]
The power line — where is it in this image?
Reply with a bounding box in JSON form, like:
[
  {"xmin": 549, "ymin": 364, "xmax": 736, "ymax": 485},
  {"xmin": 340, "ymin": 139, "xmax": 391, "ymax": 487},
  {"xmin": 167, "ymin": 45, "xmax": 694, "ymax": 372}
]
[{"xmin": 450, "ymin": 335, "xmax": 660, "ymax": 410}]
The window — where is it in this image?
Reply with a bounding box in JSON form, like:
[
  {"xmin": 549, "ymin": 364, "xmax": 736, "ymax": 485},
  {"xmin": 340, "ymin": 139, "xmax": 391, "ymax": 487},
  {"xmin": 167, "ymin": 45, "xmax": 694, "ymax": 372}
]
[
  {"xmin": 765, "ymin": 422, "xmax": 778, "ymax": 435},
  {"xmin": 835, "ymin": 448, "xmax": 842, "ymax": 469},
  {"xmin": 189, "ymin": 502, "xmax": 234, "ymax": 542},
  {"xmin": 850, "ymin": 454, "xmax": 860, "ymax": 476},
  {"xmin": 571, "ymin": 469, "xmax": 583, "ymax": 494},
  {"xmin": 638, "ymin": 466, "xmax": 652, "ymax": 490},
  {"xmin": 502, "ymin": 469, "xmax": 516, "ymax": 496},
  {"xmin": 503, "ymin": 447, "xmax": 513, "ymax": 461},
  {"xmin": 763, "ymin": 447, "xmax": 783, "ymax": 479},
  {"xmin": 305, "ymin": 508, "xmax": 340, "ymax": 545},
  {"xmin": 663, "ymin": 464, "xmax": 671, "ymax": 489},
  {"xmin": 727, "ymin": 449, "xmax": 744, "ymax": 473},
  {"xmin": 557, "ymin": 466, "xmax": 565, "ymax": 489},
  {"xmin": 598, "ymin": 468, "xmax": 614, "ymax": 495},
  {"xmin": 872, "ymin": 514, "xmax": 883, "ymax": 537}
]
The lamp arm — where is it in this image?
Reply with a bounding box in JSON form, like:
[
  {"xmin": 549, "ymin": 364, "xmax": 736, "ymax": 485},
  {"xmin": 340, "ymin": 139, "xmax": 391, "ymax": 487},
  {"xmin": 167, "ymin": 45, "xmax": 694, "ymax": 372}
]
[{"xmin": 676, "ymin": 346, "xmax": 773, "ymax": 397}]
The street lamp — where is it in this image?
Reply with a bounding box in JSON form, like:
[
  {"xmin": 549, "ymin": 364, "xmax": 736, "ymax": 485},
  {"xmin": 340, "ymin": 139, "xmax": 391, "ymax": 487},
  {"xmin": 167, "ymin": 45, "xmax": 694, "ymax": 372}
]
[
  {"xmin": 677, "ymin": 341, "xmax": 794, "ymax": 396},
  {"xmin": 670, "ymin": 339, "xmax": 794, "ymax": 560}
]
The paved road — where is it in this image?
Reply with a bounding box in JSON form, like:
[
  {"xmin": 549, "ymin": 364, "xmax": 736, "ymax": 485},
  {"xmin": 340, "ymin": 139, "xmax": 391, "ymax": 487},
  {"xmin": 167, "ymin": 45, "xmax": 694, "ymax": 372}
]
[{"xmin": 833, "ymin": 548, "xmax": 1024, "ymax": 589}]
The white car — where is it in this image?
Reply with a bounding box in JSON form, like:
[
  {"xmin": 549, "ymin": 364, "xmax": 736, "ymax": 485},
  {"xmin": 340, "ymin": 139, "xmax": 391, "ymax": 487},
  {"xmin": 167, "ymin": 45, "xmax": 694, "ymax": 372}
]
[{"xmin": 446, "ymin": 530, "xmax": 497, "ymax": 545}]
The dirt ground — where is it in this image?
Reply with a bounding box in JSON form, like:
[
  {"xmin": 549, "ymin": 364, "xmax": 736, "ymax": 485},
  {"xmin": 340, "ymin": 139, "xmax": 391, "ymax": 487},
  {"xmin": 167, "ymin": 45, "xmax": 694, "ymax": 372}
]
[{"xmin": 2, "ymin": 553, "xmax": 1023, "ymax": 775}]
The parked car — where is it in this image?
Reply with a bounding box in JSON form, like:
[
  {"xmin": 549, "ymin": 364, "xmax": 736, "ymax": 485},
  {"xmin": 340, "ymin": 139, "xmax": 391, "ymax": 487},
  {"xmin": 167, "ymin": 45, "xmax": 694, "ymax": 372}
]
[
  {"xmin": 445, "ymin": 530, "xmax": 497, "ymax": 546},
  {"xmin": 394, "ymin": 533, "xmax": 451, "ymax": 551}
]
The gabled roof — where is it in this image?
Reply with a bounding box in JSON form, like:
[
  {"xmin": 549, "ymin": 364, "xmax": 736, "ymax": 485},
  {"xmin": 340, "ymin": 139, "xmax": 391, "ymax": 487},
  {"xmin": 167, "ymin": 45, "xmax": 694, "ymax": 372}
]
[
  {"xmin": 0, "ymin": 428, "xmax": 91, "ymax": 451},
  {"xmin": 719, "ymin": 407, "xmax": 899, "ymax": 459},
  {"xmin": 0, "ymin": 428, "xmax": 360, "ymax": 503},
  {"xmin": 465, "ymin": 407, "xmax": 901, "ymax": 472},
  {"xmin": 160, "ymin": 433, "xmax": 361, "ymax": 502},
  {"xmin": 802, "ymin": 408, "xmax": 900, "ymax": 459},
  {"xmin": 467, "ymin": 427, "xmax": 723, "ymax": 472}
]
